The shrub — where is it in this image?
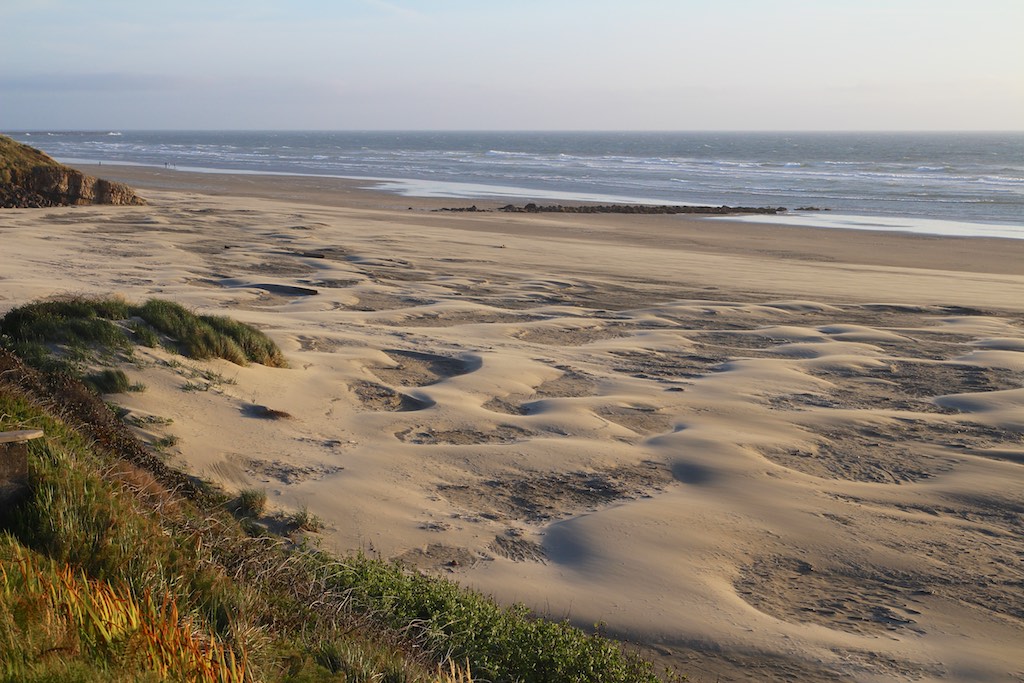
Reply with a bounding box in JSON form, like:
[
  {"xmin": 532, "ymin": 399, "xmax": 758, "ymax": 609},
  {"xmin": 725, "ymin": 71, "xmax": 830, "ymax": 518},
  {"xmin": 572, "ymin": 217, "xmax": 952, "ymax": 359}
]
[{"xmin": 0, "ymin": 540, "xmax": 246, "ymax": 682}]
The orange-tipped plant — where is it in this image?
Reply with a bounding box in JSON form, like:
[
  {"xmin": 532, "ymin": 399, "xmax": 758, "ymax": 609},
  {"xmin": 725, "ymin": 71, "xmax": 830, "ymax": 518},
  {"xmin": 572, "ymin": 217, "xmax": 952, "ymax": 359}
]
[{"xmin": 1, "ymin": 543, "xmax": 246, "ymax": 682}]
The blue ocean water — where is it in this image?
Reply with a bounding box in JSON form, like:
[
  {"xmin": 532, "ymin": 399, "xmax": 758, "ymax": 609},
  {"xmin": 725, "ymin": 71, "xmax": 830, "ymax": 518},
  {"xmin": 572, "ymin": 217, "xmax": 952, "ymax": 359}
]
[{"xmin": 6, "ymin": 130, "xmax": 1023, "ymax": 230}]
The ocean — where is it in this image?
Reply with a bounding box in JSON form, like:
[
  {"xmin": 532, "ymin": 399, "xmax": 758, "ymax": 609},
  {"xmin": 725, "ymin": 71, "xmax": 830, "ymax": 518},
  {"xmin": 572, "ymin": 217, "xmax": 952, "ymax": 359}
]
[{"xmin": 6, "ymin": 130, "xmax": 1023, "ymax": 237}]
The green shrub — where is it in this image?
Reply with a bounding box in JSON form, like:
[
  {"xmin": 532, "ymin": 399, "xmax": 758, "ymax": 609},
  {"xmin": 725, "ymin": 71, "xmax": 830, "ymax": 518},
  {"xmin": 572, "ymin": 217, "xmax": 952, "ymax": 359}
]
[
  {"xmin": 152, "ymin": 434, "xmax": 178, "ymax": 450},
  {"xmin": 203, "ymin": 314, "xmax": 286, "ymax": 367}
]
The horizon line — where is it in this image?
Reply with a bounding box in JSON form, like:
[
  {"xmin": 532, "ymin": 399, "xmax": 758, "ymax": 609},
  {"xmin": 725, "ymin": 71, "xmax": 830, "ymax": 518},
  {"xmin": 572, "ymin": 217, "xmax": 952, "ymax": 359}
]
[{"xmin": 4, "ymin": 128, "xmax": 1023, "ymax": 135}]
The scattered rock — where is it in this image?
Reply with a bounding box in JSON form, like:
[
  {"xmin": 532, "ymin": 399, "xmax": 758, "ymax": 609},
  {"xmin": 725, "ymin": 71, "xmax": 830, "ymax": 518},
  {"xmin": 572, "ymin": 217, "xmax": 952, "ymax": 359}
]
[{"xmin": 494, "ymin": 203, "xmax": 787, "ymax": 215}]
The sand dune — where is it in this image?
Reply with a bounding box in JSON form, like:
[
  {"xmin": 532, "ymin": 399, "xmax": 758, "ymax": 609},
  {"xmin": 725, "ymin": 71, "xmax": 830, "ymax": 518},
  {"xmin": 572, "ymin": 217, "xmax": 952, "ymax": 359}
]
[{"xmin": 2, "ymin": 169, "xmax": 1022, "ymax": 682}]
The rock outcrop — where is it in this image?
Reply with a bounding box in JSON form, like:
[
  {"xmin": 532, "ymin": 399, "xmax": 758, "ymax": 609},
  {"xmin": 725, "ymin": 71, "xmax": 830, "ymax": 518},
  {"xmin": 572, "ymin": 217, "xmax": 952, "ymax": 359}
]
[{"xmin": 0, "ymin": 134, "xmax": 144, "ymax": 208}]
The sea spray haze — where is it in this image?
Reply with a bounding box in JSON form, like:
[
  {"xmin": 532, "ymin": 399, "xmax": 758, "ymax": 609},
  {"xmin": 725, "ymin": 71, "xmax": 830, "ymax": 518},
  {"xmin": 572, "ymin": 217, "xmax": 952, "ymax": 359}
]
[{"xmin": 8, "ymin": 130, "xmax": 1023, "ymax": 226}]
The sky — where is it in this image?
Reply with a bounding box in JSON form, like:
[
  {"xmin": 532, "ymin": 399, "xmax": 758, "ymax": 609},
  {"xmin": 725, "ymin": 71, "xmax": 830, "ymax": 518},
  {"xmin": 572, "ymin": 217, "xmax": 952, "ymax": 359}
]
[{"xmin": 1, "ymin": 0, "xmax": 1021, "ymax": 131}]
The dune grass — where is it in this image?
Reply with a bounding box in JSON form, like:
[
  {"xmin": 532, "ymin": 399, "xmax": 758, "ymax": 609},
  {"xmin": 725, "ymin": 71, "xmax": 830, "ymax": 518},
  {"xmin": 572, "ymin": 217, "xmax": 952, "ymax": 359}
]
[
  {"xmin": 0, "ymin": 295, "xmax": 287, "ymax": 370},
  {"xmin": 0, "ymin": 346, "xmax": 670, "ymax": 682},
  {"xmin": 83, "ymin": 368, "xmax": 144, "ymax": 394},
  {"xmin": 235, "ymin": 488, "xmax": 267, "ymax": 517},
  {"xmin": 134, "ymin": 299, "xmax": 285, "ymax": 367}
]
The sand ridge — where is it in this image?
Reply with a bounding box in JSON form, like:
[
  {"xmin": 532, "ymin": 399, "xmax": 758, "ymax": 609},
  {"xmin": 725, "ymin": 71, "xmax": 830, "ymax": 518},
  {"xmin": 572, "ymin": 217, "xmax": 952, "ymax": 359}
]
[{"xmin": 1, "ymin": 173, "xmax": 1023, "ymax": 682}]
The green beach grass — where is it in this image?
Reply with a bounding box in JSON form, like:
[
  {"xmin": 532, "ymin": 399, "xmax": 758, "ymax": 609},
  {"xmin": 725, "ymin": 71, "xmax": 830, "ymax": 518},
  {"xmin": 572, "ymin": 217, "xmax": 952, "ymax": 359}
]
[{"xmin": 0, "ymin": 296, "xmax": 287, "ymax": 379}]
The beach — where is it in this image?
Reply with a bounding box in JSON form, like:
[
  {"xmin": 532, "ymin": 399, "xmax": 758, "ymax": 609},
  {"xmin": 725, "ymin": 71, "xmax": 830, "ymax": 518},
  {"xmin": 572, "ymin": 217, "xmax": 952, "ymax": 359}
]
[{"xmin": 2, "ymin": 166, "xmax": 1022, "ymax": 682}]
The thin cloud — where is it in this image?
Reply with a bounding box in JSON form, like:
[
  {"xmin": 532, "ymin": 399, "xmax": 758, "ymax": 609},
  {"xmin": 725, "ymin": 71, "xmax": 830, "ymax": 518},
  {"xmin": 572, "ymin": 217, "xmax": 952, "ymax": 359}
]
[{"xmin": 0, "ymin": 72, "xmax": 186, "ymax": 93}]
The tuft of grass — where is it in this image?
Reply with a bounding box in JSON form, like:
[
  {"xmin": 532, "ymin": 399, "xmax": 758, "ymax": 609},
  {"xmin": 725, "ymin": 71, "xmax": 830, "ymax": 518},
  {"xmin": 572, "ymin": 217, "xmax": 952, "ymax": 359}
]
[
  {"xmin": 136, "ymin": 299, "xmax": 286, "ymax": 367},
  {"xmin": 288, "ymin": 505, "xmax": 323, "ymax": 533},
  {"xmin": 152, "ymin": 435, "xmax": 179, "ymax": 451},
  {"xmin": 84, "ymin": 368, "xmax": 144, "ymax": 394},
  {"xmin": 235, "ymin": 488, "xmax": 267, "ymax": 518},
  {"xmin": 0, "ymin": 297, "xmax": 133, "ymax": 351}
]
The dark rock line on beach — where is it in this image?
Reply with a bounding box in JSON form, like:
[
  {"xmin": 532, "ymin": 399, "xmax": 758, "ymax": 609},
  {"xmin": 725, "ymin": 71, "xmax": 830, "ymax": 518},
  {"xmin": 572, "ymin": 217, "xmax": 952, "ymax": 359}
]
[{"xmin": 437, "ymin": 202, "xmax": 794, "ymax": 215}]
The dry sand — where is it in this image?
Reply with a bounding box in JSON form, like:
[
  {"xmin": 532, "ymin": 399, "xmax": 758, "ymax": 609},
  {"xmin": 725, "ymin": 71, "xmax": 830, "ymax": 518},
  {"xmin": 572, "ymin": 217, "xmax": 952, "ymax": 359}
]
[{"xmin": 2, "ymin": 167, "xmax": 1022, "ymax": 682}]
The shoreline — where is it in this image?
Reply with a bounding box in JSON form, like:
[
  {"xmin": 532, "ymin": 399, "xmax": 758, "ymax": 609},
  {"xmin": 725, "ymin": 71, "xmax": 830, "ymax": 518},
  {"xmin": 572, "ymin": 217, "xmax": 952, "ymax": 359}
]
[
  {"xmin": 76, "ymin": 163, "xmax": 1024, "ymax": 283},
  {"xmin": 71, "ymin": 160, "xmax": 1024, "ymax": 240},
  {"xmin": 4, "ymin": 168, "xmax": 1023, "ymax": 682}
]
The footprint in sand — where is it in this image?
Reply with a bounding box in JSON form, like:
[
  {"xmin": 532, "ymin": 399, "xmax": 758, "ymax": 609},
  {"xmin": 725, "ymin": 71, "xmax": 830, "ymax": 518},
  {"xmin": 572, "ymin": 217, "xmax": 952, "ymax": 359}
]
[
  {"xmin": 593, "ymin": 404, "xmax": 676, "ymax": 436},
  {"xmin": 349, "ymin": 292, "xmax": 433, "ymax": 312},
  {"xmin": 302, "ymin": 278, "xmax": 362, "ymax": 289},
  {"xmin": 489, "ymin": 532, "xmax": 547, "ymax": 563},
  {"xmin": 786, "ymin": 360, "xmax": 1024, "ymax": 414},
  {"xmin": 609, "ymin": 349, "xmax": 729, "ymax": 381},
  {"xmin": 296, "ymin": 335, "xmax": 358, "ymax": 353}
]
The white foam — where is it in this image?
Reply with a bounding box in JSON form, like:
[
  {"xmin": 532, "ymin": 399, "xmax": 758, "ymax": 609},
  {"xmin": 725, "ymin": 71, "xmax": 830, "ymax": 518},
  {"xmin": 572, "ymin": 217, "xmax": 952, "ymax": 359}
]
[
  {"xmin": 363, "ymin": 178, "xmax": 708, "ymax": 205},
  {"xmin": 713, "ymin": 212, "xmax": 1024, "ymax": 240},
  {"xmin": 54, "ymin": 157, "xmax": 705, "ymax": 206}
]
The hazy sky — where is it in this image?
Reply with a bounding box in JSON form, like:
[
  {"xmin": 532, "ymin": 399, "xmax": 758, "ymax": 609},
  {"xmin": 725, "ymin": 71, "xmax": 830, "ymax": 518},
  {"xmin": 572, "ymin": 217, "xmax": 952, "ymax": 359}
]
[{"xmin": 2, "ymin": 0, "xmax": 1021, "ymax": 131}]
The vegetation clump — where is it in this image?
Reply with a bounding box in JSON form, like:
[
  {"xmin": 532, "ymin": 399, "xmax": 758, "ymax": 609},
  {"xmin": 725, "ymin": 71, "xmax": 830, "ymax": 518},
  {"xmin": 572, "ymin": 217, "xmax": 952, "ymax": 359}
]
[
  {"xmin": 136, "ymin": 298, "xmax": 285, "ymax": 367},
  {"xmin": 0, "ymin": 295, "xmax": 287, "ymax": 372},
  {"xmin": 84, "ymin": 368, "xmax": 144, "ymax": 394},
  {"xmin": 235, "ymin": 487, "xmax": 268, "ymax": 517}
]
